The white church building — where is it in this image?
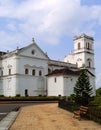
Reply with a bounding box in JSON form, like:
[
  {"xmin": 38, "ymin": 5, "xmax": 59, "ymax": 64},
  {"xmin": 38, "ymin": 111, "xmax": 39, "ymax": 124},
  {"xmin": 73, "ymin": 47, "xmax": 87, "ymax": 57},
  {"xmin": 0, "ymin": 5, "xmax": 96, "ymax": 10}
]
[{"xmin": 0, "ymin": 34, "xmax": 96, "ymax": 97}]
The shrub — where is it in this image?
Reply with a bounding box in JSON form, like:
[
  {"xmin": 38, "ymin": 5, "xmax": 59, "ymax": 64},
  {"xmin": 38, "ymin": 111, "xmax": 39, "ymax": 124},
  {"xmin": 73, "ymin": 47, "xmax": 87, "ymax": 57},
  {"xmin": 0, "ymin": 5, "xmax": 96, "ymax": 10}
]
[
  {"xmin": 89, "ymin": 96, "xmax": 101, "ymax": 107},
  {"xmin": 38, "ymin": 94, "xmax": 42, "ymax": 97},
  {"xmin": 16, "ymin": 94, "xmax": 21, "ymax": 97},
  {"xmin": 70, "ymin": 94, "xmax": 76, "ymax": 102},
  {"xmin": 0, "ymin": 95, "xmax": 4, "ymax": 97}
]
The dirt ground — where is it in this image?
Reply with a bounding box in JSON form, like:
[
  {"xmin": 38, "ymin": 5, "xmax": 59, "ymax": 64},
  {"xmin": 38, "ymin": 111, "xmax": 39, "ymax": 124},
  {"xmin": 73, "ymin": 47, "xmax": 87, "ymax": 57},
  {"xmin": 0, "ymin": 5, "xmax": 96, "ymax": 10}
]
[{"xmin": 10, "ymin": 103, "xmax": 101, "ymax": 130}]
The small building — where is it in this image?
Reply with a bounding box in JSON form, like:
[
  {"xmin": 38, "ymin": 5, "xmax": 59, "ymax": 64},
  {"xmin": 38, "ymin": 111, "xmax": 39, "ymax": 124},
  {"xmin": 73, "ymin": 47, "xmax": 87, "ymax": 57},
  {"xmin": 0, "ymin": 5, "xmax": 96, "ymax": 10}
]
[{"xmin": 46, "ymin": 68, "xmax": 95, "ymax": 96}]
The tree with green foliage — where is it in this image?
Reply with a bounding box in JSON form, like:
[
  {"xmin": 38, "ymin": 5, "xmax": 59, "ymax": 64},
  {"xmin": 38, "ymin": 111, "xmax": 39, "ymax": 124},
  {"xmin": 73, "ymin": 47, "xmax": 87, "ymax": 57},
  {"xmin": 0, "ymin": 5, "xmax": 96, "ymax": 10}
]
[
  {"xmin": 96, "ymin": 87, "xmax": 101, "ymax": 97},
  {"xmin": 74, "ymin": 69, "xmax": 93, "ymax": 106}
]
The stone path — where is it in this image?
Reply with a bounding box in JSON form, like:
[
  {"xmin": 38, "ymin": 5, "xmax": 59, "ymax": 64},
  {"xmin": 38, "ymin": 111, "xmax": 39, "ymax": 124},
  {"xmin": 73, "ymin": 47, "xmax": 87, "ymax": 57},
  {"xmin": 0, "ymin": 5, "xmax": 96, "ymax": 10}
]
[{"xmin": 10, "ymin": 103, "xmax": 101, "ymax": 130}]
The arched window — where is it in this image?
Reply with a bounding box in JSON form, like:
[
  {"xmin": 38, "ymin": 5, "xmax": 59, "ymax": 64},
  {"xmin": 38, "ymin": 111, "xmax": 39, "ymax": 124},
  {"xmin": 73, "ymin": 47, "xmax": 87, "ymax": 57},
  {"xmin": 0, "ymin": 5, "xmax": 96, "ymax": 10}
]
[
  {"xmin": 87, "ymin": 59, "xmax": 92, "ymax": 68},
  {"xmin": 25, "ymin": 68, "xmax": 28, "ymax": 74},
  {"xmin": 88, "ymin": 43, "xmax": 90, "ymax": 49},
  {"xmin": 9, "ymin": 69, "xmax": 11, "ymax": 75},
  {"xmin": 90, "ymin": 44, "xmax": 92, "ymax": 50},
  {"xmin": 1, "ymin": 70, "xmax": 3, "ymax": 76},
  {"xmin": 39, "ymin": 70, "xmax": 42, "ymax": 76},
  {"xmin": 86, "ymin": 42, "xmax": 91, "ymax": 50},
  {"xmin": 32, "ymin": 69, "xmax": 35, "ymax": 76},
  {"xmin": 76, "ymin": 62, "xmax": 78, "ymax": 67},
  {"xmin": 78, "ymin": 42, "xmax": 80, "ymax": 50},
  {"xmin": 89, "ymin": 61, "xmax": 91, "ymax": 68},
  {"xmin": 86, "ymin": 42, "xmax": 88, "ymax": 48}
]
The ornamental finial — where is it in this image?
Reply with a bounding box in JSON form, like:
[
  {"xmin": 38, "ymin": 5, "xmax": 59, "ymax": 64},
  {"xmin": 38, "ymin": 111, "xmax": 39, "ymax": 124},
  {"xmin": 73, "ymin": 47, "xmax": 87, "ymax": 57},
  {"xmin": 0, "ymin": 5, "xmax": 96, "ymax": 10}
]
[{"xmin": 32, "ymin": 38, "xmax": 35, "ymax": 44}]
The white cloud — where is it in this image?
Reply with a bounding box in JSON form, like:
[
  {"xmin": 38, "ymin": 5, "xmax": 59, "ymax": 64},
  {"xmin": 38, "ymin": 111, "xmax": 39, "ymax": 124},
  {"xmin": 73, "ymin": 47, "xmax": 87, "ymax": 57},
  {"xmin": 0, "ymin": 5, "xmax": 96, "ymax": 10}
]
[
  {"xmin": 0, "ymin": 0, "xmax": 101, "ymax": 47},
  {"xmin": 6, "ymin": 23, "xmax": 17, "ymax": 31}
]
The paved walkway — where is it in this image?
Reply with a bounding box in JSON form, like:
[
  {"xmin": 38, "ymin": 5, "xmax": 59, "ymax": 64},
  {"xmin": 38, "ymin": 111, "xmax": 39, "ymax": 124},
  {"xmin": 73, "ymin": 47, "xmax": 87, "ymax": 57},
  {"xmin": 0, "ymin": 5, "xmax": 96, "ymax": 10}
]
[
  {"xmin": 10, "ymin": 103, "xmax": 101, "ymax": 130},
  {"xmin": 0, "ymin": 111, "xmax": 19, "ymax": 130}
]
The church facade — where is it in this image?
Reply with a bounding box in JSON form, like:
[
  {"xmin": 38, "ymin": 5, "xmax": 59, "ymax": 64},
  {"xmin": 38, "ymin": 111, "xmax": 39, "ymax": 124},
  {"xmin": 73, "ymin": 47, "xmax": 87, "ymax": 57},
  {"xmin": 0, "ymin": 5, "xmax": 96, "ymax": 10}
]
[{"xmin": 0, "ymin": 34, "xmax": 96, "ymax": 97}]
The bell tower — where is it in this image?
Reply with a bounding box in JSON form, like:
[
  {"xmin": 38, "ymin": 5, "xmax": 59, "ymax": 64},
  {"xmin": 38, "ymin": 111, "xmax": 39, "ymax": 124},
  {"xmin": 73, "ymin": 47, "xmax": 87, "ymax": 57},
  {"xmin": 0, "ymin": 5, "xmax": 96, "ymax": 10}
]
[{"xmin": 73, "ymin": 33, "xmax": 95, "ymax": 75}]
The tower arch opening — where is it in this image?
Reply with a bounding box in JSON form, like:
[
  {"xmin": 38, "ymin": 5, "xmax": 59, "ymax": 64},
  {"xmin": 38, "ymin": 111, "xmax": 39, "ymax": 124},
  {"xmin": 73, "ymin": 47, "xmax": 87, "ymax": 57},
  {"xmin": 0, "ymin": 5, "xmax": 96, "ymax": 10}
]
[{"xmin": 87, "ymin": 58, "xmax": 92, "ymax": 68}]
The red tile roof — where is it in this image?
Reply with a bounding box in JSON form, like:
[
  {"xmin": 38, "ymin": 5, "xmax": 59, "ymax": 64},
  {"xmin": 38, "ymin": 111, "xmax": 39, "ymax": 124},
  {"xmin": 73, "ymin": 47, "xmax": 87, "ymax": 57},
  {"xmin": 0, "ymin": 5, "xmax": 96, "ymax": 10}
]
[{"xmin": 46, "ymin": 67, "xmax": 80, "ymax": 76}]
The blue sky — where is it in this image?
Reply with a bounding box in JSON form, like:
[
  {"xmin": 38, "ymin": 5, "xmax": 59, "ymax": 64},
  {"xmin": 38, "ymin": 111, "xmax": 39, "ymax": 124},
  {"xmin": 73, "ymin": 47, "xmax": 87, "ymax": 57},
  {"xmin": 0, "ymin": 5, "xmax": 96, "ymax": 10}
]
[{"xmin": 0, "ymin": 0, "xmax": 101, "ymax": 89}]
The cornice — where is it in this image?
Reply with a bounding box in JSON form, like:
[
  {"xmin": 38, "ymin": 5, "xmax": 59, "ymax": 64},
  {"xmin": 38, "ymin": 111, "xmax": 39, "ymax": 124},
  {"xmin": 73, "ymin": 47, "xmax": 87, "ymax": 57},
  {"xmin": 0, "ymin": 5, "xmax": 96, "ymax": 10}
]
[
  {"xmin": 0, "ymin": 73, "xmax": 45, "ymax": 78},
  {"xmin": 19, "ymin": 54, "xmax": 49, "ymax": 61},
  {"xmin": 74, "ymin": 51, "xmax": 94, "ymax": 55}
]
